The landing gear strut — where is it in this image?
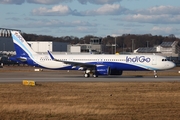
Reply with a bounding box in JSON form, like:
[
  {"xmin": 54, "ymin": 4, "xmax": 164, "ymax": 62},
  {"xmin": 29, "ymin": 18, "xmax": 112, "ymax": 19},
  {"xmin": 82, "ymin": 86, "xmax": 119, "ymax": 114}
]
[{"xmin": 154, "ymin": 70, "xmax": 158, "ymax": 78}]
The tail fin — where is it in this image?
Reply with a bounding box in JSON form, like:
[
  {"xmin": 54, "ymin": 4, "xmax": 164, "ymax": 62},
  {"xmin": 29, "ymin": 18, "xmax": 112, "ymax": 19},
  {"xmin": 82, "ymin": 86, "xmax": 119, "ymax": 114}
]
[{"xmin": 11, "ymin": 31, "xmax": 37, "ymax": 59}]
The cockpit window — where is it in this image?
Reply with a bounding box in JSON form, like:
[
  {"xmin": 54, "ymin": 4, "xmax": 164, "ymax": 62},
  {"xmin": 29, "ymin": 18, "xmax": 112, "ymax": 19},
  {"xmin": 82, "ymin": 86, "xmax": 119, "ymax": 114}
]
[{"xmin": 162, "ymin": 59, "xmax": 168, "ymax": 61}]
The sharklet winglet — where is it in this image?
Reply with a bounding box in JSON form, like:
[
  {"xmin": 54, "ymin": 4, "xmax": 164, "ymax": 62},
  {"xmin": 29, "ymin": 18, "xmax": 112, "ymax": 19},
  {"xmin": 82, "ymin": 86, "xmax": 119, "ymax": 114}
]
[{"xmin": 47, "ymin": 50, "xmax": 54, "ymax": 60}]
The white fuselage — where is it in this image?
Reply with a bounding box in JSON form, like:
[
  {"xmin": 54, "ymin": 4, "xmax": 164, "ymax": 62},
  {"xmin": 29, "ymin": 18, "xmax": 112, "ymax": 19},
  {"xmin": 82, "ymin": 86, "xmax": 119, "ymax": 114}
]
[{"xmin": 32, "ymin": 54, "xmax": 175, "ymax": 71}]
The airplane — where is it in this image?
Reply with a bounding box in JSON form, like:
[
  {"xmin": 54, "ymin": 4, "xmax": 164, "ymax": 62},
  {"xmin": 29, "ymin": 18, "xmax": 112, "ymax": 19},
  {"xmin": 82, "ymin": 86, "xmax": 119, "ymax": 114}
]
[{"xmin": 10, "ymin": 30, "xmax": 175, "ymax": 78}]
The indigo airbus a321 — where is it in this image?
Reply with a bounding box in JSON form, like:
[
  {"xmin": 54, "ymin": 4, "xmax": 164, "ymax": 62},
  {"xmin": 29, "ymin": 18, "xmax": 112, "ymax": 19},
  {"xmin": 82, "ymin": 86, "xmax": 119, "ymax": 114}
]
[{"xmin": 10, "ymin": 31, "xmax": 175, "ymax": 78}]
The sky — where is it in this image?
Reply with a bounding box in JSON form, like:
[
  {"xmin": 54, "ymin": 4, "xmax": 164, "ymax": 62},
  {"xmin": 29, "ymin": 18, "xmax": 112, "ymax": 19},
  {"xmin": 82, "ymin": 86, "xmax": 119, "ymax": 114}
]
[{"xmin": 0, "ymin": 0, "xmax": 180, "ymax": 38}]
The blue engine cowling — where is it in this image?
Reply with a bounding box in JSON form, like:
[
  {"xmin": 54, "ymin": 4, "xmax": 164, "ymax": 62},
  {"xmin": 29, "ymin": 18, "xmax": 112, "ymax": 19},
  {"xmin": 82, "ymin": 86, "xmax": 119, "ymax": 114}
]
[
  {"xmin": 96, "ymin": 65, "xmax": 110, "ymax": 75},
  {"xmin": 96, "ymin": 65, "xmax": 123, "ymax": 75}
]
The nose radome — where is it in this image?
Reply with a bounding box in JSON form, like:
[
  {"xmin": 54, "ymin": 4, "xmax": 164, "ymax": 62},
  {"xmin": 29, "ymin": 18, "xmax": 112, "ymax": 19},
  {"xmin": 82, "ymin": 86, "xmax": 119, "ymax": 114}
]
[{"xmin": 169, "ymin": 61, "xmax": 176, "ymax": 69}]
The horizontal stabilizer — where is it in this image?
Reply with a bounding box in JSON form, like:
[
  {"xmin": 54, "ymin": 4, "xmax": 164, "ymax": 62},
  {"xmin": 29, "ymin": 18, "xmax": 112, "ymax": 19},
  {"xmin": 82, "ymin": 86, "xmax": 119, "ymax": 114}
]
[{"xmin": 17, "ymin": 57, "xmax": 27, "ymax": 62}]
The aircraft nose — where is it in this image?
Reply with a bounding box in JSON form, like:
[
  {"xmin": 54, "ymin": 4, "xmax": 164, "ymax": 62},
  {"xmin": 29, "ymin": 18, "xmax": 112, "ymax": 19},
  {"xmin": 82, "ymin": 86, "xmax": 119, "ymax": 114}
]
[{"xmin": 168, "ymin": 61, "xmax": 176, "ymax": 69}]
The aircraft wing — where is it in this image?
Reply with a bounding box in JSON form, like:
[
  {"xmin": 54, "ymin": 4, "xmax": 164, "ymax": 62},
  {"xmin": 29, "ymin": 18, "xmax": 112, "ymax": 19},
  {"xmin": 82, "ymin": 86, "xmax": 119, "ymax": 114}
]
[
  {"xmin": 59, "ymin": 60, "xmax": 96, "ymax": 69},
  {"xmin": 47, "ymin": 51, "xmax": 96, "ymax": 69}
]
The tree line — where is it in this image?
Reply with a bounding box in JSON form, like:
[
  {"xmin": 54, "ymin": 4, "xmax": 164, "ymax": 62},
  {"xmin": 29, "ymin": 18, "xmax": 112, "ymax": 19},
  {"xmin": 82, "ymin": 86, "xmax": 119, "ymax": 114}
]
[{"xmin": 22, "ymin": 33, "xmax": 180, "ymax": 53}]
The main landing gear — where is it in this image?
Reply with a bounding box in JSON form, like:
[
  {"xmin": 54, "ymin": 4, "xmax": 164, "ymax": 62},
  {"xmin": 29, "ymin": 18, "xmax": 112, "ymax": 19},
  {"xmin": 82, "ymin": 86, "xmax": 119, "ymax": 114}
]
[
  {"xmin": 84, "ymin": 70, "xmax": 98, "ymax": 78},
  {"xmin": 84, "ymin": 73, "xmax": 98, "ymax": 78},
  {"xmin": 84, "ymin": 73, "xmax": 90, "ymax": 78},
  {"xmin": 154, "ymin": 70, "xmax": 158, "ymax": 78}
]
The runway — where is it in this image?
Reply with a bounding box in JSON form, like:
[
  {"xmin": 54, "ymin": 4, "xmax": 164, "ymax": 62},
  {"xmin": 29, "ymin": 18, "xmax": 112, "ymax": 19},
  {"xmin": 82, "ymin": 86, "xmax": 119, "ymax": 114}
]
[{"xmin": 0, "ymin": 71, "xmax": 180, "ymax": 82}]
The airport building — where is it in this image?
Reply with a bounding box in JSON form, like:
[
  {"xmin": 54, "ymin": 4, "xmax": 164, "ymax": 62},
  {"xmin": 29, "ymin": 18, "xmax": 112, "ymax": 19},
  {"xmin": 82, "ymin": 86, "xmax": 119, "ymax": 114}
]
[
  {"xmin": 134, "ymin": 41, "xmax": 180, "ymax": 56},
  {"xmin": 0, "ymin": 28, "xmax": 67, "ymax": 53},
  {"xmin": 0, "ymin": 28, "xmax": 20, "ymax": 55},
  {"xmin": 67, "ymin": 38, "xmax": 104, "ymax": 54},
  {"xmin": 28, "ymin": 41, "xmax": 67, "ymax": 52}
]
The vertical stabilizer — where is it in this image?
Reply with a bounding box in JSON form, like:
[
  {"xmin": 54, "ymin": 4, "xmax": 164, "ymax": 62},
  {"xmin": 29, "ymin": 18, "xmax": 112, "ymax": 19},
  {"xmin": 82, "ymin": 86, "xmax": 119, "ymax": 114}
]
[{"xmin": 11, "ymin": 31, "xmax": 37, "ymax": 58}]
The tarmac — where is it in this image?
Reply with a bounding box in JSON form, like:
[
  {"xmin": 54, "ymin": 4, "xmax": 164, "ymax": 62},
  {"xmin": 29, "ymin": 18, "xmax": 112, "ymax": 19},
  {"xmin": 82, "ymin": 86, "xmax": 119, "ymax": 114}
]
[{"xmin": 0, "ymin": 65, "xmax": 180, "ymax": 83}]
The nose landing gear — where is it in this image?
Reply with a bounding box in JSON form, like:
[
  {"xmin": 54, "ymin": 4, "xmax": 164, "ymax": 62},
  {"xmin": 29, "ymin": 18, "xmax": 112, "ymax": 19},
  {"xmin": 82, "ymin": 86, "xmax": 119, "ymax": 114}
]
[{"xmin": 154, "ymin": 70, "xmax": 158, "ymax": 78}]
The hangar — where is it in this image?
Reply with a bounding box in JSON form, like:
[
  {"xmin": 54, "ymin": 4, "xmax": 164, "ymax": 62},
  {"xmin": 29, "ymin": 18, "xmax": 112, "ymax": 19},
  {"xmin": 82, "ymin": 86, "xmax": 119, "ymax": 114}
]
[{"xmin": 0, "ymin": 28, "xmax": 67, "ymax": 53}]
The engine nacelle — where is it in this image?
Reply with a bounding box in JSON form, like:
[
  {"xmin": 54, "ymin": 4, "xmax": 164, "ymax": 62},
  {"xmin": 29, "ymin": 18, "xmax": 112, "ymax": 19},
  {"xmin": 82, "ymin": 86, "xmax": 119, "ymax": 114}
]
[
  {"xmin": 110, "ymin": 69, "xmax": 123, "ymax": 75},
  {"xmin": 96, "ymin": 65, "xmax": 110, "ymax": 75},
  {"xmin": 96, "ymin": 66, "xmax": 123, "ymax": 76}
]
